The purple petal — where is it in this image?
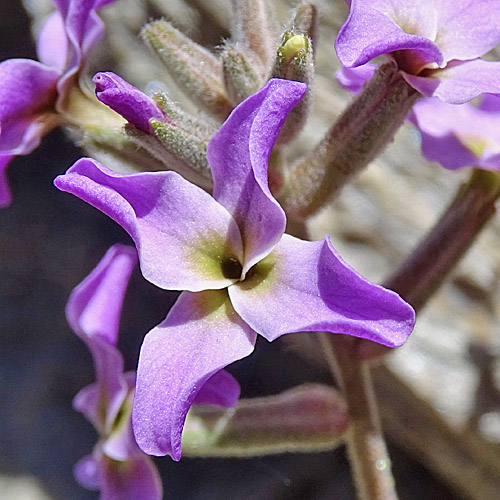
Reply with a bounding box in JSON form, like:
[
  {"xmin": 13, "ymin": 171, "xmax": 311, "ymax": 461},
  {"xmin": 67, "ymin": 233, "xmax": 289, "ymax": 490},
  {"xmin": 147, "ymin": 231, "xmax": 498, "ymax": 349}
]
[
  {"xmin": 73, "ymin": 383, "xmax": 102, "ymax": 429},
  {"xmin": 0, "ymin": 155, "xmax": 13, "ymax": 207},
  {"xmin": 335, "ymin": 1, "xmax": 443, "ymax": 70},
  {"xmin": 132, "ymin": 289, "xmax": 256, "ymax": 459},
  {"xmin": 435, "ymin": 0, "xmax": 500, "ymax": 62},
  {"xmin": 74, "ymin": 453, "xmax": 101, "ymax": 490},
  {"xmin": 36, "ymin": 11, "xmax": 68, "ymax": 71},
  {"xmin": 404, "ymin": 59, "xmax": 500, "ymax": 104},
  {"xmin": 52, "ymin": 0, "xmax": 115, "ymax": 102},
  {"xmin": 55, "ymin": 158, "xmax": 244, "ymax": 292},
  {"xmin": 335, "ymin": 63, "xmax": 376, "ymax": 93},
  {"xmin": 192, "ymin": 369, "xmax": 240, "ymax": 407},
  {"xmin": 68, "ymin": 245, "xmax": 137, "ymax": 426},
  {"xmin": 208, "ymin": 78, "xmax": 306, "ymax": 273},
  {"xmin": 93, "ymin": 72, "xmax": 166, "ymax": 133},
  {"xmin": 101, "ymin": 453, "xmax": 163, "ymax": 500},
  {"xmin": 102, "ymin": 402, "xmax": 136, "ymax": 461},
  {"xmin": 229, "ymin": 234, "xmax": 415, "ymax": 347},
  {"xmin": 75, "ymin": 447, "xmax": 163, "ymax": 500},
  {"xmin": 410, "ymin": 97, "xmax": 500, "ymax": 170},
  {"xmin": 480, "ymin": 94, "xmax": 500, "ymax": 113},
  {"xmin": 66, "ymin": 244, "xmax": 137, "ymax": 346},
  {"xmin": 0, "ymin": 59, "xmax": 59, "ymax": 154}
]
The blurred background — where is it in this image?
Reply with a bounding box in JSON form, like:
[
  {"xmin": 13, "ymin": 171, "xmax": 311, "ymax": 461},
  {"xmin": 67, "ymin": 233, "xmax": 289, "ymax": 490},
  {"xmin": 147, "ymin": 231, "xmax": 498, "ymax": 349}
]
[{"xmin": 1, "ymin": 0, "xmax": 499, "ymax": 499}]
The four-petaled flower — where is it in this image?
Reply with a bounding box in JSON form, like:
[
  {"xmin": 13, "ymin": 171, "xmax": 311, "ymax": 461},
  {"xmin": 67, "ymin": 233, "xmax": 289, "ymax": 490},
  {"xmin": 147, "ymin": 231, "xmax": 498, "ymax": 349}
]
[
  {"xmin": 55, "ymin": 78, "xmax": 415, "ymax": 460},
  {"xmin": 0, "ymin": 0, "xmax": 119, "ymax": 206},
  {"xmin": 336, "ymin": 0, "xmax": 500, "ymax": 104}
]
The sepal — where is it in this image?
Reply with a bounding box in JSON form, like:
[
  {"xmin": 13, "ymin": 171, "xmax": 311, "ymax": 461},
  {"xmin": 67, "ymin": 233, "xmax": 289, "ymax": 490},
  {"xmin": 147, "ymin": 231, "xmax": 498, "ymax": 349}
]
[{"xmin": 182, "ymin": 384, "xmax": 349, "ymax": 456}]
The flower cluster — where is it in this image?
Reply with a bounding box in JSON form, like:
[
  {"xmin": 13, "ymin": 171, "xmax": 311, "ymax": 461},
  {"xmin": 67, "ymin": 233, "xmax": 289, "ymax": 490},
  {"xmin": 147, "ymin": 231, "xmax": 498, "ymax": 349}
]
[{"xmin": 4, "ymin": 0, "xmax": 500, "ymax": 497}]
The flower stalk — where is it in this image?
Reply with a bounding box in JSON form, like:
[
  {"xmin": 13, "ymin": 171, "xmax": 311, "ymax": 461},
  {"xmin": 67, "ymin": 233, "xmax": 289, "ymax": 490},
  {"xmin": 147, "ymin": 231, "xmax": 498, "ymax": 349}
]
[
  {"xmin": 320, "ymin": 335, "xmax": 398, "ymax": 500},
  {"xmin": 280, "ymin": 62, "xmax": 420, "ymax": 219},
  {"xmin": 386, "ymin": 168, "xmax": 500, "ymax": 311}
]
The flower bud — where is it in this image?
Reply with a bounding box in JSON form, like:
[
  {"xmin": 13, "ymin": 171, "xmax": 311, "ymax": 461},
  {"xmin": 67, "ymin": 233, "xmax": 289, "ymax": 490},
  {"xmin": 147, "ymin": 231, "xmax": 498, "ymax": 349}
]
[
  {"xmin": 231, "ymin": 0, "xmax": 279, "ymax": 69},
  {"xmin": 182, "ymin": 384, "xmax": 349, "ymax": 457},
  {"xmin": 93, "ymin": 72, "xmax": 167, "ymax": 133},
  {"xmin": 221, "ymin": 43, "xmax": 264, "ymax": 106},
  {"xmin": 272, "ymin": 32, "xmax": 314, "ymax": 144},
  {"xmin": 141, "ymin": 20, "xmax": 232, "ymax": 120}
]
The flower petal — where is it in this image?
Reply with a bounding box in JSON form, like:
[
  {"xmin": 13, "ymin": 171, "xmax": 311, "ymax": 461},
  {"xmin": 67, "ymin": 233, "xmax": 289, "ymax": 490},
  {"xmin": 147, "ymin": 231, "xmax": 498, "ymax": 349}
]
[
  {"xmin": 66, "ymin": 244, "xmax": 137, "ymax": 346},
  {"xmin": 335, "ymin": 63, "xmax": 376, "ymax": 93},
  {"xmin": 335, "ymin": 0, "xmax": 443, "ymax": 69},
  {"xmin": 229, "ymin": 234, "xmax": 415, "ymax": 347},
  {"xmin": 74, "ymin": 453, "xmax": 101, "ymax": 490},
  {"xmin": 55, "ymin": 158, "xmax": 244, "ymax": 291},
  {"xmin": 192, "ymin": 369, "xmax": 240, "ymax": 407},
  {"xmin": 0, "ymin": 59, "xmax": 59, "ymax": 154},
  {"xmin": 93, "ymin": 72, "xmax": 166, "ymax": 133},
  {"xmin": 101, "ymin": 453, "xmax": 163, "ymax": 500},
  {"xmin": 0, "ymin": 155, "xmax": 13, "ymax": 207},
  {"xmin": 435, "ymin": 0, "xmax": 500, "ymax": 62},
  {"xmin": 410, "ymin": 97, "xmax": 500, "ymax": 170},
  {"xmin": 36, "ymin": 11, "xmax": 68, "ymax": 71},
  {"xmin": 67, "ymin": 244, "xmax": 137, "ymax": 420},
  {"xmin": 75, "ymin": 447, "xmax": 163, "ymax": 500},
  {"xmin": 207, "ymin": 78, "xmax": 306, "ymax": 272},
  {"xmin": 52, "ymin": 0, "xmax": 116, "ymax": 101},
  {"xmin": 404, "ymin": 59, "xmax": 500, "ymax": 104},
  {"xmin": 132, "ymin": 289, "xmax": 256, "ymax": 459}
]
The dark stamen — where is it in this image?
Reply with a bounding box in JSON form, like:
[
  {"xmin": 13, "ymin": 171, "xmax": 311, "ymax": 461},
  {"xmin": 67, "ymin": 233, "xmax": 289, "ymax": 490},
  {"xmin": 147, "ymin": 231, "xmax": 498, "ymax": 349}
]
[{"xmin": 221, "ymin": 257, "xmax": 243, "ymax": 280}]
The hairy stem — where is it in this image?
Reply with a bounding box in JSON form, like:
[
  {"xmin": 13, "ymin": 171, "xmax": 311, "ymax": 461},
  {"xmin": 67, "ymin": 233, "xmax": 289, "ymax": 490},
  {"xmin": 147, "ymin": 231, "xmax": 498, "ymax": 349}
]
[
  {"xmin": 320, "ymin": 335, "xmax": 398, "ymax": 500},
  {"xmin": 385, "ymin": 168, "xmax": 500, "ymax": 311},
  {"xmin": 280, "ymin": 62, "xmax": 419, "ymax": 219}
]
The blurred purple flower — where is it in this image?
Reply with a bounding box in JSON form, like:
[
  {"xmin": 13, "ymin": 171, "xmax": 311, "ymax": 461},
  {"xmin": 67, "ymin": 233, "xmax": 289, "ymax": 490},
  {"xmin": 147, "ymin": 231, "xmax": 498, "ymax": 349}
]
[
  {"xmin": 68, "ymin": 244, "xmax": 163, "ymax": 500},
  {"xmin": 55, "ymin": 78, "xmax": 415, "ymax": 460},
  {"xmin": 409, "ymin": 95, "xmax": 500, "ymax": 170},
  {"xmin": 0, "ymin": 0, "xmax": 117, "ymax": 206},
  {"xmin": 336, "ymin": 0, "xmax": 500, "ymax": 104},
  {"xmin": 69, "ymin": 244, "xmax": 239, "ymax": 497}
]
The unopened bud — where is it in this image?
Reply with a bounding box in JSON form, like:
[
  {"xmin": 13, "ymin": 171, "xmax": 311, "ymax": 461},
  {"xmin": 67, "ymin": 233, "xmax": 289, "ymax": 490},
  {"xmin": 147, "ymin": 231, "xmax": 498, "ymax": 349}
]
[
  {"xmin": 221, "ymin": 44, "xmax": 264, "ymax": 106},
  {"xmin": 93, "ymin": 72, "xmax": 167, "ymax": 134},
  {"xmin": 150, "ymin": 119, "xmax": 212, "ymax": 188},
  {"xmin": 151, "ymin": 91, "xmax": 217, "ymax": 142},
  {"xmin": 292, "ymin": 3, "xmax": 318, "ymax": 54},
  {"xmin": 231, "ymin": 0, "xmax": 279, "ymax": 69},
  {"xmin": 183, "ymin": 384, "xmax": 349, "ymax": 457},
  {"xmin": 142, "ymin": 21, "xmax": 232, "ymax": 120},
  {"xmin": 272, "ymin": 32, "xmax": 314, "ymax": 144}
]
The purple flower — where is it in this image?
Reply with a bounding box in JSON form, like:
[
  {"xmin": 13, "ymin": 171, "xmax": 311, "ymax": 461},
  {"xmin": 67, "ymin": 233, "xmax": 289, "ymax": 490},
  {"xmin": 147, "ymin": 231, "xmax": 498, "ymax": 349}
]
[
  {"xmin": 0, "ymin": 0, "xmax": 117, "ymax": 206},
  {"xmin": 409, "ymin": 95, "xmax": 500, "ymax": 170},
  {"xmin": 93, "ymin": 72, "xmax": 167, "ymax": 133},
  {"xmin": 69, "ymin": 244, "xmax": 239, "ymax": 497},
  {"xmin": 55, "ymin": 78, "xmax": 415, "ymax": 460},
  {"xmin": 336, "ymin": 0, "xmax": 500, "ymax": 103}
]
